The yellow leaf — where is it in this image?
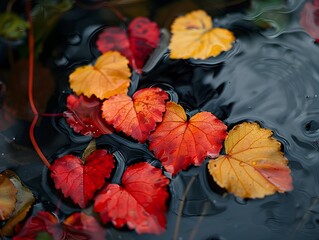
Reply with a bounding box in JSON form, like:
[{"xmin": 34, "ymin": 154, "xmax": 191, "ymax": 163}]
[
  {"xmin": 208, "ymin": 122, "xmax": 293, "ymax": 199},
  {"xmin": 169, "ymin": 10, "xmax": 235, "ymax": 59},
  {"xmin": 69, "ymin": 51, "xmax": 131, "ymax": 100},
  {"xmin": 0, "ymin": 174, "xmax": 17, "ymax": 221}
]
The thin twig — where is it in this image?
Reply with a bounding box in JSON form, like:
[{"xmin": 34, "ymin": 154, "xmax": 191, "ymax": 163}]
[
  {"xmin": 173, "ymin": 175, "xmax": 197, "ymax": 240},
  {"xmin": 26, "ymin": 0, "xmax": 51, "ymax": 168}
]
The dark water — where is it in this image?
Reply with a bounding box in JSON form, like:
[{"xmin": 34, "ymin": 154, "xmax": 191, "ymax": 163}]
[{"xmin": 1, "ymin": 0, "xmax": 319, "ymax": 239}]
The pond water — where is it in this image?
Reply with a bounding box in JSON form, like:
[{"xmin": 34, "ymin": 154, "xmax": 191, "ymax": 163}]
[{"xmin": 1, "ymin": 0, "xmax": 319, "ymax": 239}]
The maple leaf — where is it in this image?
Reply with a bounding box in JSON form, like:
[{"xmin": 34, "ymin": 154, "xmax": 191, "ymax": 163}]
[
  {"xmin": 94, "ymin": 162, "xmax": 170, "ymax": 234},
  {"xmin": 169, "ymin": 10, "xmax": 235, "ymax": 59},
  {"xmin": 63, "ymin": 94, "xmax": 113, "ymax": 137},
  {"xmin": 13, "ymin": 211, "xmax": 105, "ymax": 240},
  {"xmin": 50, "ymin": 146, "xmax": 115, "ymax": 208},
  {"xmin": 69, "ymin": 51, "xmax": 131, "ymax": 100},
  {"xmin": 148, "ymin": 101, "xmax": 227, "ymax": 176},
  {"xmin": 96, "ymin": 17, "xmax": 160, "ymax": 73},
  {"xmin": 102, "ymin": 87, "xmax": 169, "ymax": 143},
  {"xmin": 300, "ymin": 0, "xmax": 319, "ymax": 42},
  {"xmin": 0, "ymin": 174, "xmax": 17, "ymax": 221},
  {"xmin": 208, "ymin": 122, "xmax": 293, "ymax": 199}
]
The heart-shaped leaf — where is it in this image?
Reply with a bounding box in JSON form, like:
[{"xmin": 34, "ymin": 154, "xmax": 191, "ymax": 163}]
[
  {"xmin": 94, "ymin": 162, "xmax": 170, "ymax": 234},
  {"xmin": 148, "ymin": 101, "xmax": 227, "ymax": 175},
  {"xmin": 102, "ymin": 87, "xmax": 168, "ymax": 143},
  {"xmin": 69, "ymin": 51, "xmax": 131, "ymax": 100},
  {"xmin": 50, "ymin": 148, "xmax": 115, "ymax": 208},
  {"xmin": 208, "ymin": 122, "xmax": 293, "ymax": 198},
  {"xmin": 169, "ymin": 10, "xmax": 235, "ymax": 59},
  {"xmin": 63, "ymin": 94, "xmax": 113, "ymax": 137},
  {"xmin": 96, "ymin": 17, "xmax": 160, "ymax": 73}
]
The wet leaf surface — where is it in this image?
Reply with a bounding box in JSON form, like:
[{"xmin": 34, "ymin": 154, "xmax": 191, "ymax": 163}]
[
  {"xmin": 0, "ymin": 173, "xmax": 17, "ymax": 221},
  {"xmin": 208, "ymin": 122, "xmax": 293, "ymax": 198}
]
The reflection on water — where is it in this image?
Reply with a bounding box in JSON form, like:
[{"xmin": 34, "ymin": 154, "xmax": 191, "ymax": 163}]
[{"xmin": 1, "ymin": 0, "xmax": 319, "ymax": 239}]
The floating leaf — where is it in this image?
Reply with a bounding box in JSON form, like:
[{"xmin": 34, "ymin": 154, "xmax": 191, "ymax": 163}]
[
  {"xmin": 13, "ymin": 211, "xmax": 105, "ymax": 240},
  {"xmin": 300, "ymin": 0, "xmax": 319, "ymax": 43},
  {"xmin": 1, "ymin": 170, "xmax": 35, "ymax": 237},
  {"xmin": 94, "ymin": 162, "xmax": 170, "ymax": 234},
  {"xmin": 148, "ymin": 101, "xmax": 227, "ymax": 175},
  {"xmin": 0, "ymin": 174, "xmax": 17, "ymax": 221},
  {"xmin": 69, "ymin": 51, "xmax": 131, "ymax": 100},
  {"xmin": 208, "ymin": 122, "xmax": 293, "ymax": 199},
  {"xmin": 169, "ymin": 10, "xmax": 235, "ymax": 59},
  {"xmin": 63, "ymin": 94, "xmax": 113, "ymax": 137},
  {"xmin": 96, "ymin": 17, "xmax": 160, "ymax": 73},
  {"xmin": 50, "ymin": 148, "xmax": 115, "ymax": 208},
  {"xmin": 102, "ymin": 87, "xmax": 168, "ymax": 143}
]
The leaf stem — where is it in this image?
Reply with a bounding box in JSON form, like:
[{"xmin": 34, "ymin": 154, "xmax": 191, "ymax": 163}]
[{"xmin": 26, "ymin": 0, "xmax": 51, "ymax": 168}]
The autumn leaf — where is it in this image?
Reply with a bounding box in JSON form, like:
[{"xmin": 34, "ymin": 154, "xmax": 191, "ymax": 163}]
[
  {"xmin": 102, "ymin": 87, "xmax": 168, "ymax": 143},
  {"xmin": 0, "ymin": 174, "xmax": 17, "ymax": 221},
  {"xmin": 148, "ymin": 101, "xmax": 227, "ymax": 175},
  {"xmin": 208, "ymin": 122, "xmax": 293, "ymax": 199},
  {"xmin": 94, "ymin": 162, "xmax": 170, "ymax": 234},
  {"xmin": 300, "ymin": 0, "xmax": 319, "ymax": 43},
  {"xmin": 63, "ymin": 94, "xmax": 113, "ymax": 137},
  {"xmin": 13, "ymin": 211, "xmax": 105, "ymax": 240},
  {"xmin": 169, "ymin": 10, "xmax": 235, "ymax": 59},
  {"xmin": 1, "ymin": 170, "xmax": 35, "ymax": 237},
  {"xmin": 69, "ymin": 51, "xmax": 131, "ymax": 100},
  {"xmin": 96, "ymin": 17, "xmax": 160, "ymax": 73},
  {"xmin": 50, "ymin": 146, "xmax": 115, "ymax": 208}
]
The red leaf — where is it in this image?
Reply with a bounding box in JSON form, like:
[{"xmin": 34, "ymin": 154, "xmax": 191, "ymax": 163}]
[
  {"xmin": 63, "ymin": 94, "xmax": 113, "ymax": 137},
  {"xmin": 96, "ymin": 17, "xmax": 160, "ymax": 73},
  {"xmin": 102, "ymin": 88, "xmax": 169, "ymax": 143},
  {"xmin": 13, "ymin": 211, "xmax": 105, "ymax": 240},
  {"xmin": 300, "ymin": 0, "xmax": 319, "ymax": 41},
  {"xmin": 50, "ymin": 149, "xmax": 115, "ymax": 208},
  {"xmin": 13, "ymin": 211, "xmax": 61, "ymax": 240},
  {"xmin": 148, "ymin": 102, "xmax": 227, "ymax": 175},
  {"xmin": 94, "ymin": 162, "xmax": 170, "ymax": 234}
]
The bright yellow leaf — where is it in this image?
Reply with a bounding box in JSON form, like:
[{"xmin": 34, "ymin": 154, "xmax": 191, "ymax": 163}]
[
  {"xmin": 208, "ymin": 122, "xmax": 293, "ymax": 199},
  {"xmin": 169, "ymin": 10, "xmax": 235, "ymax": 59},
  {"xmin": 69, "ymin": 51, "xmax": 131, "ymax": 100}
]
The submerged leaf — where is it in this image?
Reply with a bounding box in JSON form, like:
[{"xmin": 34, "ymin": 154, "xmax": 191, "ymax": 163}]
[
  {"xmin": 63, "ymin": 94, "xmax": 113, "ymax": 137},
  {"xmin": 300, "ymin": 0, "xmax": 319, "ymax": 42},
  {"xmin": 69, "ymin": 51, "xmax": 131, "ymax": 100},
  {"xmin": 0, "ymin": 174, "xmax": 17, "ymax": 221},
  {"xmin": 50, "ymin": 149, "xmax": 115, "ymax": 208},
  {"xmin": 102, "ymin": 87, "xmax": 168, "ymax": 143},
  {"xmin": 0, "ymin": 13, "xmax": 28, "ymax": 41},
  {"xmin": 208, "ymin": 122, "xmax": 293, "ymax": 199},
  {"xmin": 96, "ymin": 17, "xmax": 160, "ymax": 73},
  {"xmin": 94, "ymin": 162, "xmax": 170, "ymax": 234},
  {"xmin": 148, "ymin": 101, "xmax": 227, "ymax": 175},
  {"xmin": 169, "ymin": 10, "xmax": 235, "ymax": 59}
]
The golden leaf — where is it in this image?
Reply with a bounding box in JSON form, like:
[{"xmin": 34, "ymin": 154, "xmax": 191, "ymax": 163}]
[
  {"xmin": 208, "ymin": 122, "xmax": 293, "ymax": 199},
  {"xmin": 169, "ymin": 10, "xmax": 235, "ymax": 59},
  {"xmin": 0, "ymin": 174, "xmax": 17, "ymax": 221},
  {"xmin": 69, "ymin": 51, "xmax": 131, "ymax": 100}
]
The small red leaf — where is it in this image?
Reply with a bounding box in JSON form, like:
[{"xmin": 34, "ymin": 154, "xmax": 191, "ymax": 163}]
[
  {"xmin": 94, "ymin": 162, "xmax": 170, "ymax": 234},
  {"xmin": 96, "ymin": 17, "xmax": 160, "ymax": 73},
  {"xmin": 102, "ymin": 88, "xmax": 169, "ymax": 143},
  {"xmin": 50, "ymin": 149, "xmax": 115, "ymax": 208},
  {"xmin": 148, "ymin": 102, "xmax": 227, "ymax": 175},
  {"xmin": 63, "ymin": 94, "xmax": 113, "ymax": 137},
  {"xmin": 13, "ymin": 211, "xmax": 61, "ymax": 240},
  {"xmin": 300, "ymin": 0, "xmax": 319, "ymax": 41},
  {"xmin": 13, "ymin": 211, "xmax": 105, "ymax": 240}
]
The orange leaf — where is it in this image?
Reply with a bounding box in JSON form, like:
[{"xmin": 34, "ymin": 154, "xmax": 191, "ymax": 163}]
[
  {"xmin": 148, "ymin": 101, "xmax": 227, "ymax": 175},
  {"xmin": 208, "ymin": 122, "xmax": 293, "ymax": 199},
  {"xmin": 169, "ymin": 10, "xmax": 235, "ymax": 59},
  {"xmin": 0, "ymin": 174, "xmax": 17, "ymax": 221},
  {"xmin": 69, "ymin": 51, "xmax": 131, "ymax": 100},
  {"xmin": 102, "ymin": 88, "xmax": 169, "ymax": 143}
]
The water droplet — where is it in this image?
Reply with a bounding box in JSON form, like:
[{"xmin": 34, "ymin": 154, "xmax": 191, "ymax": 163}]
[
  {"xmin": 68, "ymin": 32, "xmax": 81, "ymax": 45},
  {"xmin": 54, "ymin": 56, "xmax": 69, "ymax": 66},
  {"xmin": 234, "ymin": 197, "xmax": 247, "ymax": 205},
  {"xmin": 1, "ymin": 153, "xmax": 4, "ymax": 156},
  {"xmin": 252, "ymin": 161, "xmax": 256, "ymax": 165}
]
